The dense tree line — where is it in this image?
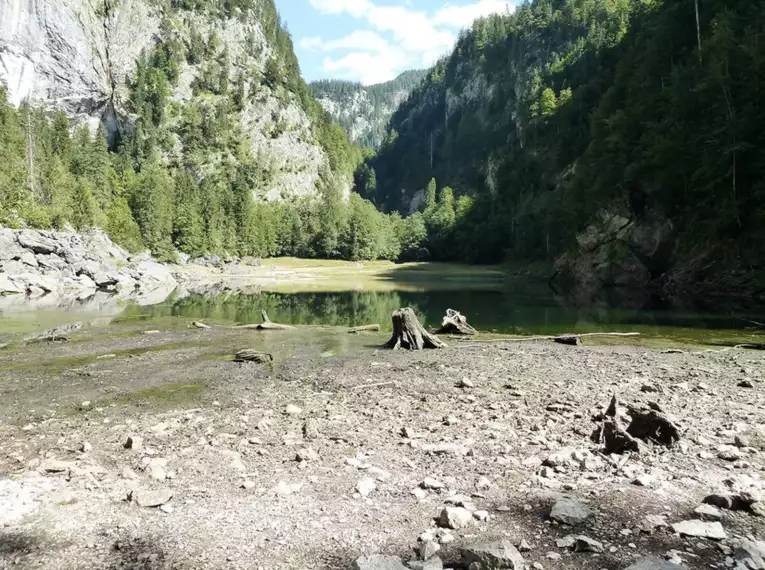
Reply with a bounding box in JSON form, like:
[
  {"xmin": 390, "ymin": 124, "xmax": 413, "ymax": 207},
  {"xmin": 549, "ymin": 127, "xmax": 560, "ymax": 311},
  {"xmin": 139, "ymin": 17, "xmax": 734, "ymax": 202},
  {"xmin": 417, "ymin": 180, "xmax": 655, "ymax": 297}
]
[
  {"xmin": 361, "ymin": 0, "xmax": 765, "ymax": 269},
  {"xmin": 0, "ymin": 0, "xmax": 427, "ymax": 263}
]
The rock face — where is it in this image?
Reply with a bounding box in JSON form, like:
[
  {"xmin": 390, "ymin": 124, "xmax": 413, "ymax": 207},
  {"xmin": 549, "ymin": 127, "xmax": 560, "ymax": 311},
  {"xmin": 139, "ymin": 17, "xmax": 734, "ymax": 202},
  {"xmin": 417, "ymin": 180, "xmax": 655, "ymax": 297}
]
[
  {"xmin": 549, "ymin": 496, "xmax": 591, "ymax": 526},
  {"xmin": 0, "ymin": 228, "xmax": 176, "ymax": 304},
  {"xmin": 0, "ymin": 0, "xmax": 344, "ymax": 200}
]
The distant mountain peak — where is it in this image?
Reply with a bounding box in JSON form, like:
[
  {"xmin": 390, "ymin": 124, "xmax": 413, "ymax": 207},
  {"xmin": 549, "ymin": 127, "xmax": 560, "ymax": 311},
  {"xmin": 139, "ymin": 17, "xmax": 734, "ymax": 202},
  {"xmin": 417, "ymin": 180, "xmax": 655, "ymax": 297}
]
[{"xmin": 309, "ymin": 69, "xmax": 427, "ymax": 148}]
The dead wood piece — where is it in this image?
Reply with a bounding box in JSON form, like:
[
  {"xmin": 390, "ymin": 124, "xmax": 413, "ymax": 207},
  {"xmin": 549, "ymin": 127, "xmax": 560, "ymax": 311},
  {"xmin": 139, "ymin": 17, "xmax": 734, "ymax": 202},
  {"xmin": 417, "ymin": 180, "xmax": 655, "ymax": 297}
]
[
  {"xmin": 348, "ymin": 324, "xmax": 381, "ymax": 334},
  {"xmin": 234, "ymin": 349, "xmax": 274, "ymax": 364},
  {"xmin": 236, "ymin": 310, "xmax": 295, "ymax": 331},
  {"xmin": 386, "ymin": 308, "xmax": 447, "ymax": 350},
  {"xmin": 626, "ymin": 408, "xmax": 680, "ymax": 447},
  {"xmin": 435, "ymin": 309, "xmax": 478, "ymax": 336},
  {"xmin": 601, "ymin": 419, "xmax": 641, "ymax": 454},
  {"xmin": 605, "ymin": 394, "xmax": 618, "ymax": 418},
  {"xmin": 192, "ymin": 321, "xmax": 211, "ymax": 329},
  {"xmin": 554, "ymin": 334, "xmax": 580, "ymax": 346}
]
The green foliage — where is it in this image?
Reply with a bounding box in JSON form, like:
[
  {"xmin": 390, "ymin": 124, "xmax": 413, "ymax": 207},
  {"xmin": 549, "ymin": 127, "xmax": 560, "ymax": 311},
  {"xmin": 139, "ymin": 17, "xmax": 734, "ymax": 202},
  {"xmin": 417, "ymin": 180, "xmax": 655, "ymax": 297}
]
[{"xmin": 360, "ymin": 0, "xmax": 765, "ymax": 273}]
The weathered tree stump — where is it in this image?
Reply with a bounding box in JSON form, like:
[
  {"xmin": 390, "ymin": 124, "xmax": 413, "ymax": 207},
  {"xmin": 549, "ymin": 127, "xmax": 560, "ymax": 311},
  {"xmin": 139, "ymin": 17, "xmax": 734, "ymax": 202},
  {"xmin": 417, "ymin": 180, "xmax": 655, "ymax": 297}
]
[
  {"xmin": 386, "ymin": 308, "xmax": 447, "ymax": 350},
  {"xmin": 626, "ymin": 407, "xmax": 680, "ymax": 446},
  {"xmin": 234, "ymin": 349, "xmax": 274, "ymax": 364},
  {"xmin": 435, "ymin": 309, "xmax": 477, "ymax": 336},
  {"xmin": 600, "ymin": 419, "xmax": 641, "ymax": 454}
]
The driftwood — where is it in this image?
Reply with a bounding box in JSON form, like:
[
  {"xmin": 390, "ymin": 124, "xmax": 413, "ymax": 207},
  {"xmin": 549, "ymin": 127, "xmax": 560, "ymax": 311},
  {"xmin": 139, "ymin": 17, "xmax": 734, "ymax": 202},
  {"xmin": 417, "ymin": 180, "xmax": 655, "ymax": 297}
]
[
  {"xmin": 457, "ymin": 332, "xmax": 640, "ymax": 344},
  {"xmin": 435, "ymin": 309, "xmax": 477, "ymax": 336},
  {"xmin": 386, "ymin": 308, "xmax": 447, "ymax": 350},
  {"xmin": 348, "ymin": 324, "xmax": 381, "ymax": 334},
  {"xmin": 192, "ymin": 321, "xmax": 211, "ymax": 329},
  {"xmin": 234, "ymin": 349, "xmax": 274, "ymax": 364},
  {"xmin": 236, "ymin": 310, "xmax": 295, "ymax": 331}
]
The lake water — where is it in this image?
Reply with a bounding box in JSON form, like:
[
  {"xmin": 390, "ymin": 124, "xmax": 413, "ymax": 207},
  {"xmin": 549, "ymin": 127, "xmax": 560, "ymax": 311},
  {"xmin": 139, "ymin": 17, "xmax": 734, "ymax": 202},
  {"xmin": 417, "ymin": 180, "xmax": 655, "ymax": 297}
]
[{"xmin": 2, "ymin": 268, "xmax": 764, "ymax": 348}]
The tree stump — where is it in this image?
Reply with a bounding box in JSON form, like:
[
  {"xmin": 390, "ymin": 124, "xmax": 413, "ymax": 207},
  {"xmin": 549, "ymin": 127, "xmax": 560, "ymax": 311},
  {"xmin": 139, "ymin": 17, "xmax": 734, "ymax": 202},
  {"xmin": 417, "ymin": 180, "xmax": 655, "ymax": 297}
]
[
  {"xmin": 434, "ymin": 309, "xmax": 477, "ymax": 335},
  {"xmin": 386, "ymin": 308, "xmax": 447, "ymax": 350},
  {"xmin": 626, "ymin": 407, "xmax": 680, "ymax": 446}
]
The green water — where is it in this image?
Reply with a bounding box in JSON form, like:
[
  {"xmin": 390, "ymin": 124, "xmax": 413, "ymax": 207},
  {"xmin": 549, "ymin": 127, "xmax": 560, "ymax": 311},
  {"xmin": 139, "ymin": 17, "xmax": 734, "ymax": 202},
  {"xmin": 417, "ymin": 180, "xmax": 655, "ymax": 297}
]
[
  {"xmin": 114, "ymin": 284, "xmax": 765, "ymax": 347},
  {"xmin": 2, "ymin": 277, "xmax": 765, "ymax": 348}
]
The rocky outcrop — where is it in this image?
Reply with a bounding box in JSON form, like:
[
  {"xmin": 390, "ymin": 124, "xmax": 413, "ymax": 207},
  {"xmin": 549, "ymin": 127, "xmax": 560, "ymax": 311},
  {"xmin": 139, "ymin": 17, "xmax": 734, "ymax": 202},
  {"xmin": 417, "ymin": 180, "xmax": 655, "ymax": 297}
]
[
  {"xmin": 0, "ymin": 0, "xmax": 344, "ymax": 199},
  {"xmin": 0, "ymin": 228, "xmax": 176, "ymax": 303},
  {"xmin": 552, "ymin": 209, "xmax": 677, "ymax": 307}
]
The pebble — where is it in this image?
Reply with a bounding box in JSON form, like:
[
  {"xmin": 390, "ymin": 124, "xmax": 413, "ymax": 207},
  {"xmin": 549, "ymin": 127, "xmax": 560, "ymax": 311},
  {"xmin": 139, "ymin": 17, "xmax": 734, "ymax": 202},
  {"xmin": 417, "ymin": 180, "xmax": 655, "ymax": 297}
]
[
  {"xmin": 475, "ymin": 476, "xmax": 492, "ymax": 490},
  {"xmin": 473, "ymin": 510, "xmax": 489, "ymax": 522},
  {"xmin": 356, "ymin": 477, "xmax": 376, "ymax": 497},
  {"xmin": 518, "ymin": 539, "xmax": 531, "ymax": 552},
  {"xmin": 738, "ymin": 379, "xmax": 754, "ymax": 388},
  {"xmin": 437, "ymin": 506, "xmax": 473, "ymax": 529},
  {"xmin": 302, "ymin": 419, "xmax": 320, "ymax": 439},
  {"xmin": 457, "ymin": 378, "xmax": 475, "ymax": 388},
  {"xmin": 129, "ymin": 488, "xmax": 173, "ymax": 508},
  {"xmin": 80, "ymin": 441, "xmax": 92, "ymax": 453},
  {"xmin": 419, "ymin": 540, "xmax": 440, "ymax": 560},
  {"xmin": 420, "ymin": 478, "xmax": 445, "ymax": 490},
  {"xmin": 285, "ymin": 404, "xmax": 302, "ymax": 415},
  {"xmin": 242, "ymin": 480, "xmax": 256, "ymax": 490},
  {"xmin": 411, "ymin": 487, "xmax": 428, "ymax": 500},
  {"xmin": 296, "ymin": 448, "xmax": 318, "ymax": 462}
]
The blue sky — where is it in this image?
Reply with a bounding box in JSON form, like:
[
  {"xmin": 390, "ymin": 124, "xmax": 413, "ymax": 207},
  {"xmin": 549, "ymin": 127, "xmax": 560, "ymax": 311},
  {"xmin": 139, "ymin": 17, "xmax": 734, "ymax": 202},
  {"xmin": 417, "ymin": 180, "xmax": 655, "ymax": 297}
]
[{"xmin": 274, "ymin": 0, "xmax": 514, "ymax": 85}]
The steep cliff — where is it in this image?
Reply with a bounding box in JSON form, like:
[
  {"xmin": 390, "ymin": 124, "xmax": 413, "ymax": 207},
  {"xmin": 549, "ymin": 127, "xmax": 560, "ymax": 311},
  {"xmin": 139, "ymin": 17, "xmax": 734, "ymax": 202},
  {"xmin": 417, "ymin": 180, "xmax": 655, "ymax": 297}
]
[
  {"xmin": 310, "ymin": 70, "xmax": 426, "ymax": 148},
  {"xmin": 0, "ymin": 0, "xmax": 344, "ymax": 199},
  {"xmin": 364, "ymin": 0, "xmax": 765, "ymax": 303}
]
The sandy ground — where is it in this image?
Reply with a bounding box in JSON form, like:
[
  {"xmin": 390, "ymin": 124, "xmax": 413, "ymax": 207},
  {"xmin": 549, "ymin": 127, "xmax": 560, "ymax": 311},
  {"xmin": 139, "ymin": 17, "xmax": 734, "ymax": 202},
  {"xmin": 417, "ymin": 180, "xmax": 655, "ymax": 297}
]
[{"xmin": 0, "ymin": 323, "xmax": 764, "ymax": 570}]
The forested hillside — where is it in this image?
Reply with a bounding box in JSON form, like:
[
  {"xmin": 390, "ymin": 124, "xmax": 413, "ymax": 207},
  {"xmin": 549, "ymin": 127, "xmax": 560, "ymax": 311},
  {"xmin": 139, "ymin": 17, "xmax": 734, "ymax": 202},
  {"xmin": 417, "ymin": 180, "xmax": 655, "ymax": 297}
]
[
  {"xmin": 0, "ymin": 0, "xmax": 418, "ymax": 263},
  {"xmin": 310, "ymin": 70, "xmax": 427, "ymax": 148},
  {"xmin": 361, "ymin": 0, "xmax": 765, "ymax": 299}
]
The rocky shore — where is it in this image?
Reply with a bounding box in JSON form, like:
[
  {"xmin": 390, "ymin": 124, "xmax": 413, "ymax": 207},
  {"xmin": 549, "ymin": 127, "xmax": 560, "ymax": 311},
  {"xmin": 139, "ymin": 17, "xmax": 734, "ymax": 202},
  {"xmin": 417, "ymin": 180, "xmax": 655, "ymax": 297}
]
[
  {"xmin": 1, "ymin": 324, "xmax": 764, "ymax": 570},
  {"xmin": 0, "ymin": 228, "xmax": 177, "ymax": 306}
]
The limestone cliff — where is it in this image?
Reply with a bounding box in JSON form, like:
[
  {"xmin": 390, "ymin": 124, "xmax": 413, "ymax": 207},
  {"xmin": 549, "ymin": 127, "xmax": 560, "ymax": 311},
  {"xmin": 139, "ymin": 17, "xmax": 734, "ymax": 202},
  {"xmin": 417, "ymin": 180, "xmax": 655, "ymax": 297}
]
[{"xmin": 0, "ymin": 0, "xmax": 343, "ymax": 199}]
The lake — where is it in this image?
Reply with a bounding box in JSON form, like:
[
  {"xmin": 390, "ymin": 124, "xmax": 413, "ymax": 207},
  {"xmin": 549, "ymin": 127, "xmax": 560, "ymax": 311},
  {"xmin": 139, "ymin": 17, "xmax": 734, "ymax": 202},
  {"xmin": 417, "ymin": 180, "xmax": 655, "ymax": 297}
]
[{"xmin": 1, "ymin": 261, "xmax": 764, "ymax": 348}]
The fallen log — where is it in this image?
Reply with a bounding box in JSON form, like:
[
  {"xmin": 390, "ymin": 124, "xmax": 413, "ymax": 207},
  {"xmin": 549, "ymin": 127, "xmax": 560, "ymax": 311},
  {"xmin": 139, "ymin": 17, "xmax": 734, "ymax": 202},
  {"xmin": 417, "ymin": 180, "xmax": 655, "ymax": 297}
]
[
  {"xmin": 348, "ymin": 324, "xmax": 381, "ymax": 334},
  {"xmin": 236, "ymin": 310, "xmax": 295, "ymax": 331},
  {"xmin": 434, "ymin": 309, "xmax": 477, "ymax": 336},
  {"xmin": 192, "ymin": 321, "xmax": 211, "ymax": 329},
  {"xmin": 234, "ymin": 349, "xmax": 274, "ymax": 364},
  {"xmin": 457, "ymin": 332, "xmax": 640, "ymax": 344},
  {"xmin": 386, "ymin": 308, "xmax": 447, "ymax": 350}
]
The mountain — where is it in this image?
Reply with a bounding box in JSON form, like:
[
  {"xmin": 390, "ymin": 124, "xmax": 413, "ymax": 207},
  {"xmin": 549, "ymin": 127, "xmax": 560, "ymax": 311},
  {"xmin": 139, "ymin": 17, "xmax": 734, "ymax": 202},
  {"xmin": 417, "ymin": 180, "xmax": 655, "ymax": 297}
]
[
  {"xmin": 362, "ymin": 0, "xmax": 765, "ymax": 303},
  {"xmin": 310, "ymin": 70, "xmax": 427, "ymax": 148},
  {"xmin": 0, "ymin": 0, "xmax": 390, "ymax": 261}
]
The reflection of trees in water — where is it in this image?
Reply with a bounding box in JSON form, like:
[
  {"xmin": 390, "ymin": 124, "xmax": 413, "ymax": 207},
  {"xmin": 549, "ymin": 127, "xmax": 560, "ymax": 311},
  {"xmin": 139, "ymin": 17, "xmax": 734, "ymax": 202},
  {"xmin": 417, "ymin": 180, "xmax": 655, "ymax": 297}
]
[{"xmin": 120, "ymin": 291, "xmax": 422, "ymax": 329}]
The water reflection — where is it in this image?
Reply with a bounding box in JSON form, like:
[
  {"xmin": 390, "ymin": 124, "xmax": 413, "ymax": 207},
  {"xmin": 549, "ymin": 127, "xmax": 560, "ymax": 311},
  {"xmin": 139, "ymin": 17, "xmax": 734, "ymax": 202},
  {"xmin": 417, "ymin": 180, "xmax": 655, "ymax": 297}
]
[{"xmin": 115, "ymin": 286, "xmax": 764, "ymax": 336}]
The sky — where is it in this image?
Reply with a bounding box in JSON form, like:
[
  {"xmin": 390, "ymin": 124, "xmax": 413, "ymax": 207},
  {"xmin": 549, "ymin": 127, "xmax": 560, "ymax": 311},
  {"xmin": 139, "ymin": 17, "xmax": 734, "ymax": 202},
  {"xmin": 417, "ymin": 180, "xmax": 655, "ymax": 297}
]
[{"xmin": 274, "ymin": 0, "xmax": 515, "ymax": 86}]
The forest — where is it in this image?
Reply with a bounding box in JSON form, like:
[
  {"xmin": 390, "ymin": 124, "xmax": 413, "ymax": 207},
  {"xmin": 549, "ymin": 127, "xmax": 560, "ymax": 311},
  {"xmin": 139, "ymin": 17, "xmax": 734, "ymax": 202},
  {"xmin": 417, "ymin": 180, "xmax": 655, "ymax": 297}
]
[{"xmin": 360, "ymin": 0, "xmax": 765, "ymax": 272}]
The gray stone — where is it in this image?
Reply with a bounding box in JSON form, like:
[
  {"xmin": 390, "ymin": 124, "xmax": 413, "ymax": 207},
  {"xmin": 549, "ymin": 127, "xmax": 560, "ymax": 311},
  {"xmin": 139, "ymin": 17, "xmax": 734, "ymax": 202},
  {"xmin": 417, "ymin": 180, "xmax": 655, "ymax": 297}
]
[
  {"xmin": 356, "ymin": 477, "xmax": 376, "ymax": 497},
  {"xmin": 750, "ymin": 502, "xmax": 765, "ymax": 517},
  {"xmin": 694, "ymin": 504, "xmax": 722, "ymax": 520},
  {"xmin": 419, "ymin": 540, "xmax": 440, "ymax": 560},
  {"xmin": 420, "ymin": 478, "xmax": 445, "ymax": 490},
  {"xmin": 19, "ymin": 251, "xmax": 38, "ymax": 267},
  {"xmin": 461, "ymin": 541, "xmax": 525, "ymax": 569},
  {"xmin": 571, "ymin": 536, "xmax": 603, "ymax": 553},
  {"xmin": 438, "ymin": 506, "xmax": 473, "ymax": 529},
  {"xmin": 624, "ymin": 556, "xmax": 686, "ymax": 570},
  {"xmin": 303, "ymin": 418, "xmax": 320, "ymax": 440},
  {"xmin": 17, "ymin": 231, "xmax": 57, "ymax": 254},
  {"xmin": 285, "ymin": 404, "xmax": 302, "ymax": 415},
  {"xmin": 354, "ymin": 555, "xmax": 408, "ymax": 570},
  {"xmin": 129, "ymin": 488, "xmax": 173, "ymax": 508},
  {"xmin": 671, "ymin": 519, "xmax": 726, "ymax": 540},
  {"xmin": 124, "ymin": 435, "xmax": 143, "ymax": 450},
  {"xmin": 735, "ymin": 538, "xmax": 765, "ymax": 570},
  {"xmin": 549, "ymin": 496, "xmax": 591, "ymax": 525}
]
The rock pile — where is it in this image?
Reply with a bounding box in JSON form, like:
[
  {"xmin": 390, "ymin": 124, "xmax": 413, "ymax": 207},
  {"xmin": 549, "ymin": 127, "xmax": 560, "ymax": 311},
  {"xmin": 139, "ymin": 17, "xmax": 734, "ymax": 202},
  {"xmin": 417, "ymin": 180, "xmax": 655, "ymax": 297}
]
[{"xmin": 0, "ymin": 228, "xmax": 176, "ymax": 302}]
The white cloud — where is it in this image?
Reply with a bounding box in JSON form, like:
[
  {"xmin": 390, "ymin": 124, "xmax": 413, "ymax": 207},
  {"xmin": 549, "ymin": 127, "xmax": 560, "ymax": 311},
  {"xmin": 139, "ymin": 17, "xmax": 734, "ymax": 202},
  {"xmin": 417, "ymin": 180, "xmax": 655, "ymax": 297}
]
[
  {"xmin": 434, "ymin": 0, "xmax": 512, "ymax": 27},
  {"xmin": 300, "ymin": 30, "xmax": 392, "ymax": 55},
  {"xmin": 302, "ymin": 0, "xmax": 515, "ymax": 84}
]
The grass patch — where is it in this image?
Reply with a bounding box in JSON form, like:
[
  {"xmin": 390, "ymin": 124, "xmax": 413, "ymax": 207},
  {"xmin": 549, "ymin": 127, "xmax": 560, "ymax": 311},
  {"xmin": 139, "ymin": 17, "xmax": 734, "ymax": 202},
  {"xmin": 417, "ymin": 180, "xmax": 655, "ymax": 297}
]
[{"xmin": 116, "ymin": 382, "xmax": 204, "ymax": 406}]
